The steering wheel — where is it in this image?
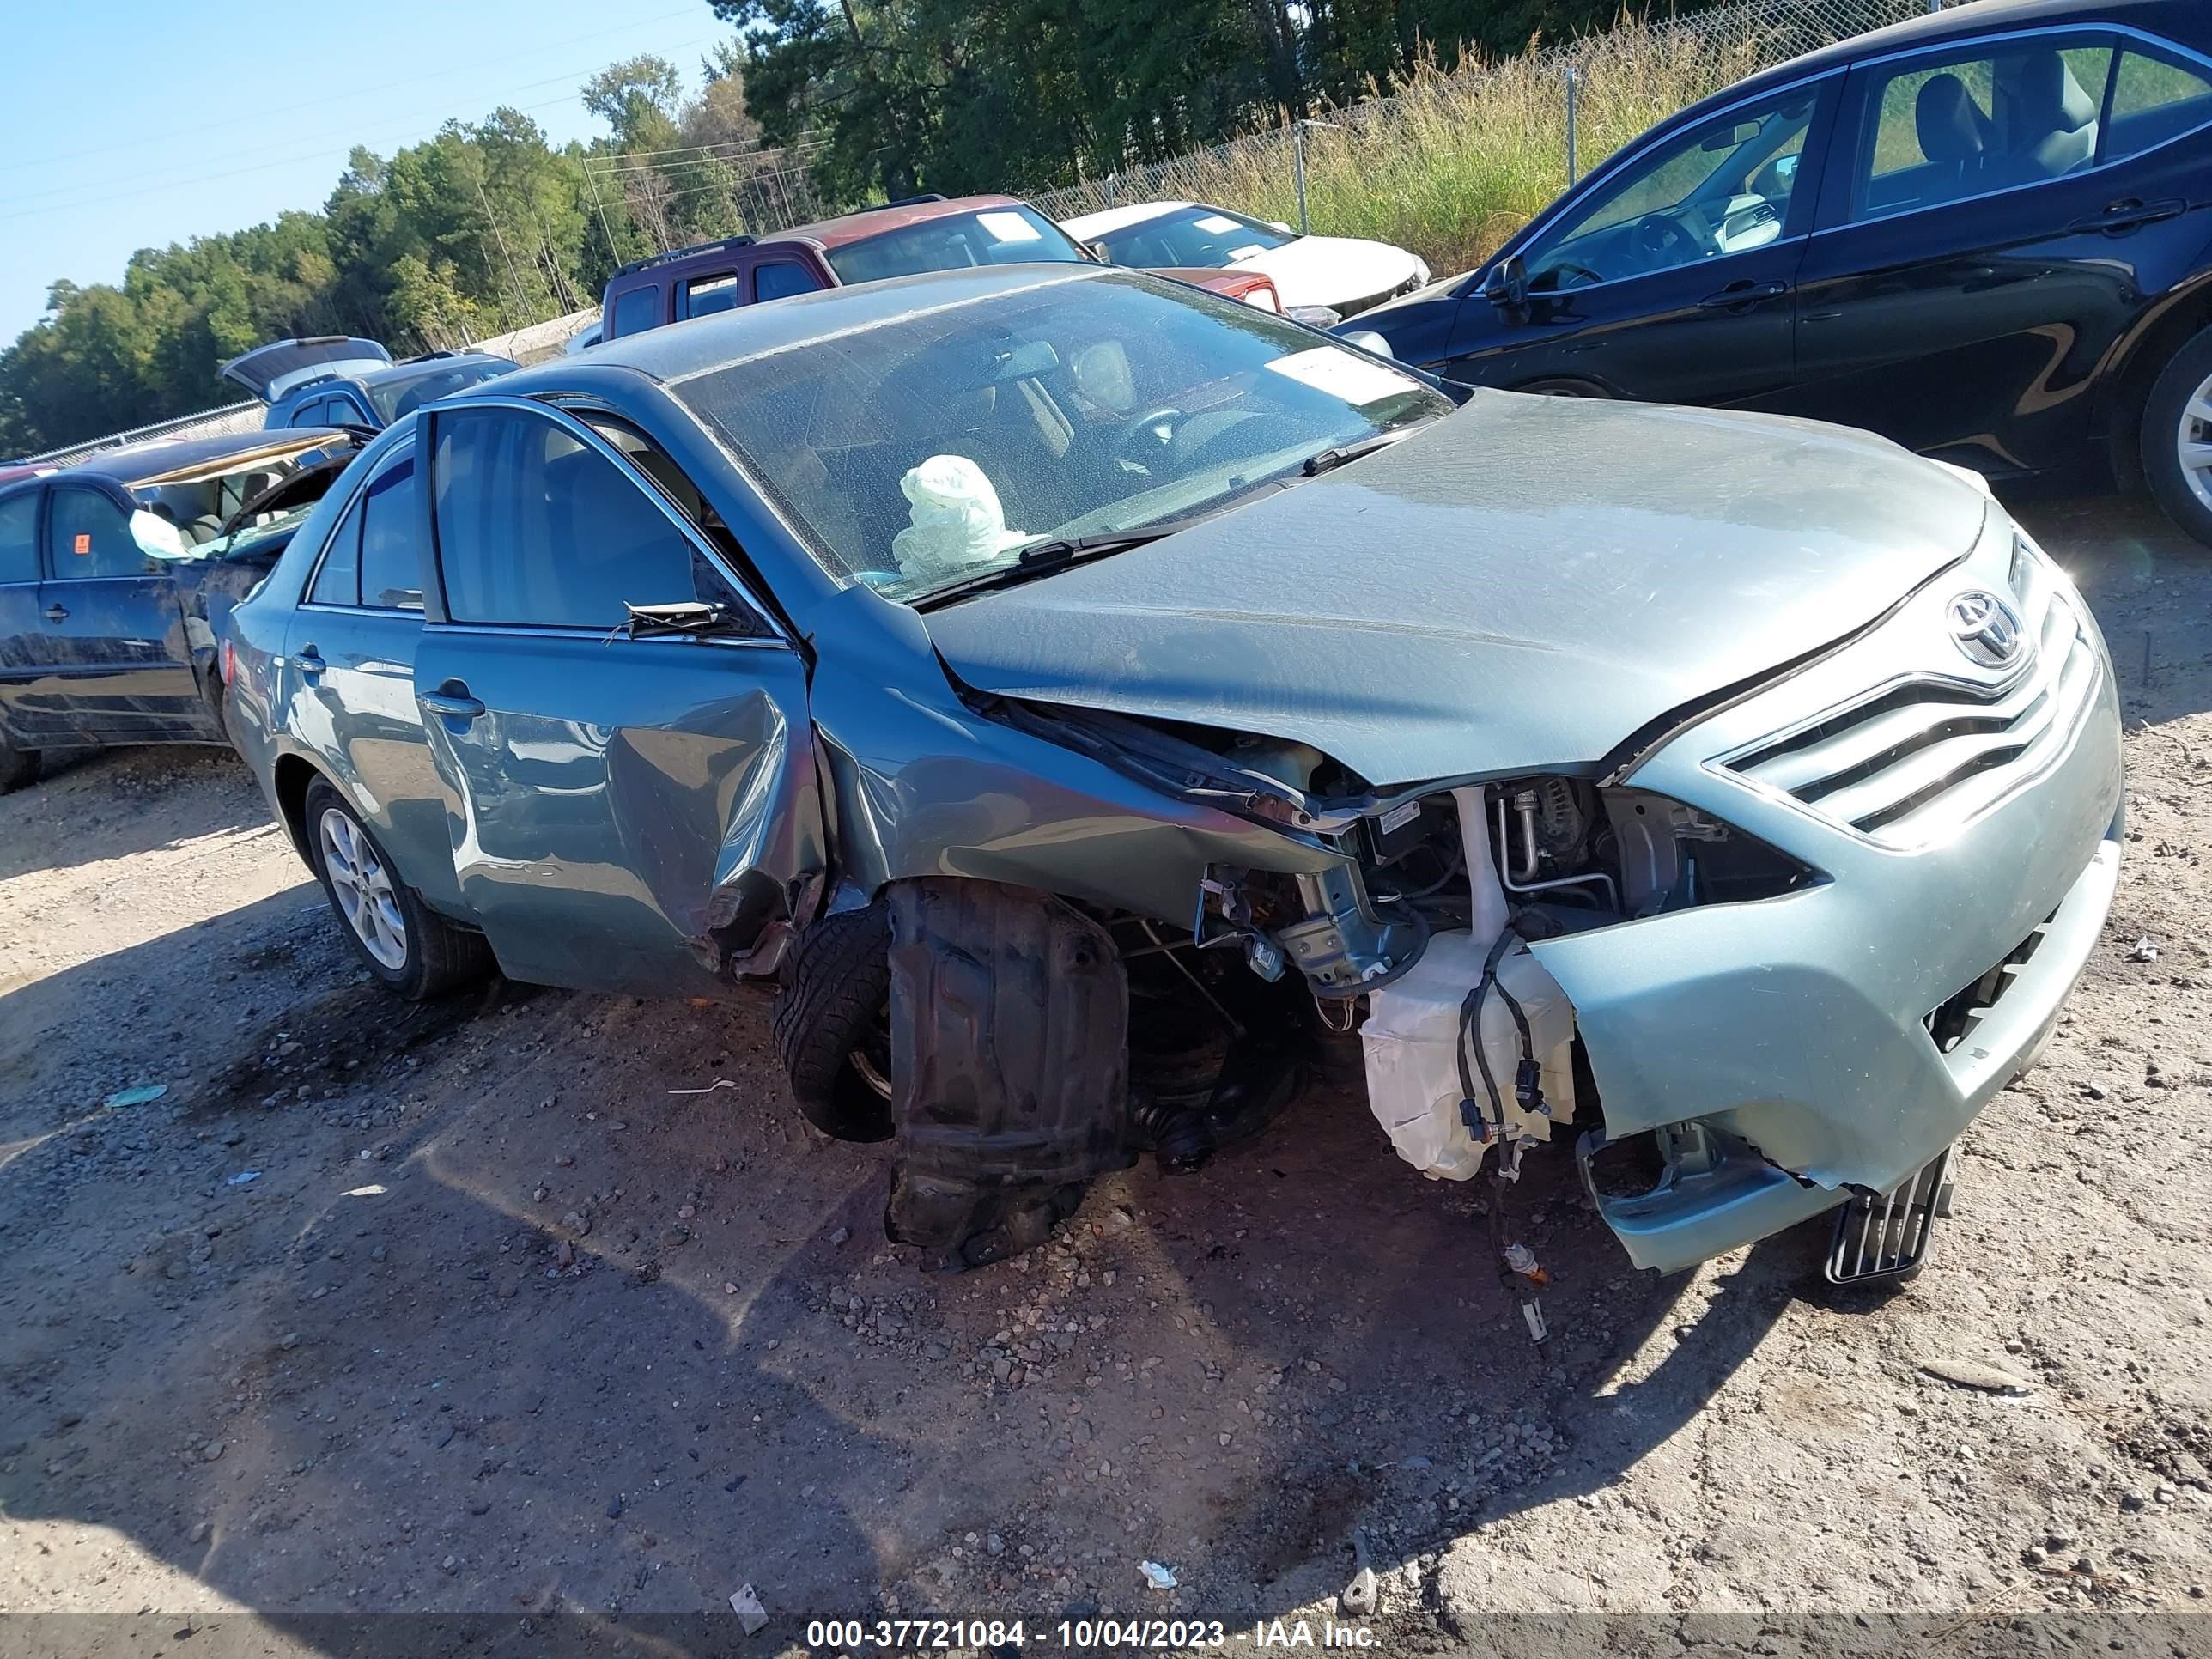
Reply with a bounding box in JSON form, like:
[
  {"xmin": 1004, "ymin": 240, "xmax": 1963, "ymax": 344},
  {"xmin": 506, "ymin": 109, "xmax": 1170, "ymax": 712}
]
[
  {"xmin": 1551, "ymin": 262, "xmax": 1605, "ymax": 290},
  {"xmin": 1630, "ymin": 211, "xmax": 1704, "ymax": 267},
  {"xmin": 1115, "ymin": 404, "xmax": 1184, "ymax": 469}
]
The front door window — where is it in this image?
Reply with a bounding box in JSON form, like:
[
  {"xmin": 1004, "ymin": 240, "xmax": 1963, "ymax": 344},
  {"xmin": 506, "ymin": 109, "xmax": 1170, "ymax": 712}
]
[{"xmin": 1524, "ymin": 88, "xmax": 1825, "ymax": 291}]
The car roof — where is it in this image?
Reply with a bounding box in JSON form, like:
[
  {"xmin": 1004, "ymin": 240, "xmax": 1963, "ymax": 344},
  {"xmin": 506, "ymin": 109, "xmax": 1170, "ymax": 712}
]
[
  {"xmin": 770, "ymin": 193, "xmax": 1030, "ymax": 251},
  {"xmin": 62, "ymin": 428, "xmax": 350, "ymax": 484},
  {"xmin": 1712, "ymin": 0, "xmax": 2192, "ymax": 105},
  {"xmin": 1060, "ymin": 201, "xmax": 1195, "ymax": 239},
  {"xmin": 483, "ymin": 264, "xmax": 1115, "ymax": 394}
]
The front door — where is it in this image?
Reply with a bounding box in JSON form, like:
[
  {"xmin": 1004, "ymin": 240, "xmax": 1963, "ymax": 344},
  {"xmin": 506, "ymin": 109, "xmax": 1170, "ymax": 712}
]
[
  {"xmin": 1444, "ymin": 74, "xmax": 1841, "ymax": 406},
  {"xmin": 34, "ymin": 480, "xmax": 216, "ymax": 744},
  {"xmin": 410, "ymin": 398, "xmax": 823, "ymax": 996},
  {"xmin": 1789, "ymin": 28, "xmax": 2212, "ymax": 476}
]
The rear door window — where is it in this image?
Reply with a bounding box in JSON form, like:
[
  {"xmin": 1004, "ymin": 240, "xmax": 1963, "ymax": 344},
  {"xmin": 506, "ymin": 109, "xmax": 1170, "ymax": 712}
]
[
  {"xmin": 358, "ymin": 455, "xmax": 423, "ymax": 609},
  {"xmin": 307, "ymin": 496, "xmax": 363, "ymax": 606},
  {"xmin": 289, "ymin": 398, "xmax": 332, "ymax": 428},
  {"xmin": 46, "ymin": 487, "xmax": 141, "ymax": 579},
  {"xmin": 0, "ymin": 492, "xmax": 38, "ymax": 586},
  {"xmin": 609, "ymin": 285, "xmax": 660, "ymax": 339},
  {"xmin": 430, "ymin": 408, "xmax": 706, "ymax": 629},
  {"xmin": 753, "ymin": 260, "xmax": 824, "ymax": 301},
  {"xmin": 680, "ymin": 272, "xmax": 741, "ymax": 319},
  {"xmin": 2103, "ymin": 41, "xmax": 2212, "ymax": 161},
  {"xmin": 1849, "ymin": 37, "xmax": 2115, "ymax": 222}
]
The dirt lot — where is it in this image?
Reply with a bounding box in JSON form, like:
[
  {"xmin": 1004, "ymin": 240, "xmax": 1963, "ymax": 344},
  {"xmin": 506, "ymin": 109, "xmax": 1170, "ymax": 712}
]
[{"xmin": 1, "ymin": 490, "xmax": 2209, "ymax": 1658}]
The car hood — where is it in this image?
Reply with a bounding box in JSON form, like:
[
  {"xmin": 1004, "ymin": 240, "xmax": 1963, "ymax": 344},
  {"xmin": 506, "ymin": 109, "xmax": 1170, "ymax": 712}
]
[
  {"xmin": 922, "ymin": 391, "xmax": 1991, "ymax": 787},
  {"xmin": 1235, "ymin": 235, "xmax": 1423, "ymax": 310}
]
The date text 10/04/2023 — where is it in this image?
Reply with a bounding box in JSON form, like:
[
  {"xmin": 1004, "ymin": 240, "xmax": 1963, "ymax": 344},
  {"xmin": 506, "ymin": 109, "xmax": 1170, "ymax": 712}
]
[{"xmin": 802, "ymin": 1619, "xmax": 1381, "ymax": 1649}]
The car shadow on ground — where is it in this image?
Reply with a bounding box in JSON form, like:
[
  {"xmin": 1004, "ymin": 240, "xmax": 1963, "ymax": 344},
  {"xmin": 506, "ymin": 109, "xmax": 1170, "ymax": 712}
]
[
  {"xmin": 0, "ymin": 880, "xmax": 1807, "ymax": 1650},
  {"xmin": 2008, "ymin": 489, "xmax": 2212, "ymax": 731},
  {"xmin": 0, "ymin": 744, "xmax": 264, "ymax": 885}
]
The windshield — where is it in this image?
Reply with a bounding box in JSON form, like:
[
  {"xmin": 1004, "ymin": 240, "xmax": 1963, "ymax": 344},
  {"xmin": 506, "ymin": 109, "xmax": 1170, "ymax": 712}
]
[
  {"xmin": 367, "ymin": 357, "xmax": 519, "ymax": 422},
  {"xmin": 131, "ymin": 441, "xmax": 347, "ymax": 548},
  {"xmin": 1095, "ymin": 206, "xmax": 1297, "ymax": 269},
  {"xmin": 824, "ymin": 205, "xmax": 1091, "ymax": 286},
  {"xmin": 672, "ymin": 271, "xmax": 1451, "ymax": 605}
]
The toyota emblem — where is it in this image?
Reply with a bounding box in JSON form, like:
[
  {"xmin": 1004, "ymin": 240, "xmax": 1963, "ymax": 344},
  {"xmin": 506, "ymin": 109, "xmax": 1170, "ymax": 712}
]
[{"xmin": 1946, "ymin": 590, "xmax": 2026, "ymax": 669}]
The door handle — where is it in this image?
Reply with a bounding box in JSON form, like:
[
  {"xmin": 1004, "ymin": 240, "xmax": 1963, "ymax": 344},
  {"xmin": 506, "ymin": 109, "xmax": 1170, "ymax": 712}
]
[
  {"xmin": 42, "ymin": 604, "xmax": 68, "ymax": 623},
  {"xmin": 1698, "ymin": 279, "xmax": 1788, "ymax": 310},
  {"xmin": 295, "ymin": 645, "xmax": 326, "ymax": 678},
  {"xmin": 421, "ymin": 681, "xmax": 485, "ymax": 721},
  {"xmin": 2069, "ymin": 198, "xmax": 2185, "ymax": 234}
]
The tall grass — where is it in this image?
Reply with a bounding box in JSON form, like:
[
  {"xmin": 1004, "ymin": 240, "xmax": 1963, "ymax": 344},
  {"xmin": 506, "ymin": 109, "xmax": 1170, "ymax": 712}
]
[{"xmin": 1042, "ymin": 11, "xmax": 1805, "ymax": 276}]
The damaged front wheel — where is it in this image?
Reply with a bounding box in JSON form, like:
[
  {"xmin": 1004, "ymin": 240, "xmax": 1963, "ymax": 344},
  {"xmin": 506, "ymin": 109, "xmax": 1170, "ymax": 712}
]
[{"xmin": 773, "ymin": 902, "xmax": 896, "ymax": 1142}]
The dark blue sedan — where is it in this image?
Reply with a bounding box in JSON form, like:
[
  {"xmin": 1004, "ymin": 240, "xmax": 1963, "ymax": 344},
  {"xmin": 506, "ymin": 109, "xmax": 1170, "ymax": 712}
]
[
  {"xmin": 1346, "ymin": 0, "xmax": 2212, "ymax": 541},
  {"xmin": 0, "ymin": 428, "xmax": 356, "ymax": 788}
]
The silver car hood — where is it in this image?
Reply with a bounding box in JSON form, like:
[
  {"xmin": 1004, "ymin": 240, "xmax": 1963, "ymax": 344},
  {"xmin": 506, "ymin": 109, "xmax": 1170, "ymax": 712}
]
[{"xmin": 922, "ymin": 392, "xmax": 1990, "ymax": 787}]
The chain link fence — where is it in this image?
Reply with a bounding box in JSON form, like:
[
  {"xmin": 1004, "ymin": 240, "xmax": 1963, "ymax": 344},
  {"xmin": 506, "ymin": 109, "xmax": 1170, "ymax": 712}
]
[{"xmin": 1028, "ymin": 0, "xmax": 1956, "ymax": 274}]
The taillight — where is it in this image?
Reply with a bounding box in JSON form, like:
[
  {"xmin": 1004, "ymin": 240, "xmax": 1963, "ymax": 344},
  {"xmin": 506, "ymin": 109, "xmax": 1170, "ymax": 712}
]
[{"xmin": 221, "ymin": 638, "xmax": 237, "ymax": 685}]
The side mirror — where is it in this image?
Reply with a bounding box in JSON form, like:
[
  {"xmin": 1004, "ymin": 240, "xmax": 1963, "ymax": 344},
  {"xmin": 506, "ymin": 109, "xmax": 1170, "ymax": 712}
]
[
  {"xmin": 1269, "ymin": 221, "xmax": 1294, "ymax": 234},
  {"xmin": 129, "ymin": 508, "xmax": 191, "ymax": 562},
  {"xmin": 1339, "ymin": 330, "xmax": 1395, "ymax": 361},
  {"xmin": 1082, "ymin": 240, "xmax": 1111, "ymax": 264},
  {"xmin": 1482, "ymin": 255, "xmax": 1529, "ymax": 314}
]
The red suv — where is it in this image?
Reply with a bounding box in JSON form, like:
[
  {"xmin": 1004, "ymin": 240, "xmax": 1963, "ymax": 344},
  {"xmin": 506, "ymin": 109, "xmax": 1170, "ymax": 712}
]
[{"xmin": 599, "ymin": 193, "xmax": 1285, "ymax": 341}]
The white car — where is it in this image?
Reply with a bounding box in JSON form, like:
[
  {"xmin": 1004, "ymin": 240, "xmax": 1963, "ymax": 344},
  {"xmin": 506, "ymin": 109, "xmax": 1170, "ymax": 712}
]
[{"xmin": 1060, "ymin": 201, "xmax": 1429, "ymax": 322}]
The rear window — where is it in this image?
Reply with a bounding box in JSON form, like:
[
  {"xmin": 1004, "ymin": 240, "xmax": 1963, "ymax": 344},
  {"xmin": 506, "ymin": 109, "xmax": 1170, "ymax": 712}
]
[
  {"xmin": 825, "ymin": 205, "xmax": 1091, "ymax": 286},
  {"xmin": 608, "ymin": 285, "xmax": 660, "ymax": 340},
  {"xmin": 367, "ymin": 359, "xmax": 517, "ymax": 423}
]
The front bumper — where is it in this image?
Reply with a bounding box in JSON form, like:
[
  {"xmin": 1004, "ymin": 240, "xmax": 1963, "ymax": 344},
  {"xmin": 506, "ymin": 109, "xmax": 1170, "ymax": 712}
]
[{"xmin": 1535, "ymin": 511, "xmax": 2124, "ymax": 1273}]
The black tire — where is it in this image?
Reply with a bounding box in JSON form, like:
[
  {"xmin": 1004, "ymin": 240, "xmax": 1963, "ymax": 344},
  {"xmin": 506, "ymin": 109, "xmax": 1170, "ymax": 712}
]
[
  {"xmin": 304, "ymin": 780, "xmax": 493, "ymax": 1000},
  {"xmin": 773, "ymin": 902, "xmax": 895, "ymax": 1142},
  {"xmin": 0, "ymin": 727, "xmax": 40, "ymax": 794},
  {"xmin": 2141, "ymin": 327, "xmax": 2212, "ymax": 547}
]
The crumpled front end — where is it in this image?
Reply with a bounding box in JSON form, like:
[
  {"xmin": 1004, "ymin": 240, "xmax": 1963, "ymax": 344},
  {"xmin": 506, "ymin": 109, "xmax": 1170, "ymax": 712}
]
[{"xmin": 1543, "ymin": 508, "xmax": 2124, "ymax": 1272}]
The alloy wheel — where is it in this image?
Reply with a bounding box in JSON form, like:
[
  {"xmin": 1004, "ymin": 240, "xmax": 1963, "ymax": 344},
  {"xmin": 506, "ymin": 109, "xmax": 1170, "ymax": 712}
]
[
  {"xmin": 318, "ymin": 806, "xmax": 408, "ymax": 970},
  {"xmin": 2178, "ymin": 368, "xmax": 2212, "ymax": 514}
]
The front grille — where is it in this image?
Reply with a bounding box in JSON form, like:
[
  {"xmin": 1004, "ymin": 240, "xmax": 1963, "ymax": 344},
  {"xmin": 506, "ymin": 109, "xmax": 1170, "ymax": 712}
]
[{"xmin": 1720, "ymin": 583, "xmax": 2099, "ymax": 849}]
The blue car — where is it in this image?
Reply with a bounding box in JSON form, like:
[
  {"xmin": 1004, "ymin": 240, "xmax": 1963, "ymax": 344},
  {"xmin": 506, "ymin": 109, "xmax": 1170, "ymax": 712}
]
[
  {"xmin": 221, "ymin": 336, "xmax": 520, "ymax": 432},
  {"xmin": 0, "ymin": 427, "xmax": 357, "ymax": 787},
  {"xmin": 220, "ymin": 266, "xmax": 2120, "ymax": 1285}
]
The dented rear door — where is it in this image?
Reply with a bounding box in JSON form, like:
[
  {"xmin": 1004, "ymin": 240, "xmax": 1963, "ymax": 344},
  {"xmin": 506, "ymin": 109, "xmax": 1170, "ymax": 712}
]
[{"xmin": 409, "ymin": 399, "xmax": 822, "ymax": 995}]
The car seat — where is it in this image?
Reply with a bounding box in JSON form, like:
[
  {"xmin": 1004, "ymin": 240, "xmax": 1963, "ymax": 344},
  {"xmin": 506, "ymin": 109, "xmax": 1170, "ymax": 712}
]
[
  {"xmin": 1915, "ymin": 73, "xmax": 1996, "ymax": 203},
  {"xmin": 1996, "ymin": 50, "xmax": 2100, "ymax": 183}
]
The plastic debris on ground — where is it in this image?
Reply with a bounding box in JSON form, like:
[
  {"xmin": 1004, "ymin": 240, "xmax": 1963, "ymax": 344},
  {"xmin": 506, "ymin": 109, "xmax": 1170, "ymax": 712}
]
[
  {"xmin": 728, "ymin": 1583, "xmax": 768, "ymax": 1634},
  {"xmin": 669, "ymin": 1079, "xmax": 739, "ymax": 1097},
  {"xmin": 1138, "ymin": 1559, "xmax": 1178, "ymax": 1590},
  {"xmin": 1340, "ymin": 1565, "xmax": 1378, "ymax": 1617},
  {"xmin": 2131, "ymin": 937, "xmax": 2160, "ymax": 962},
  {"xmin": 104, "ymin": 1085, "xmax": 168, "ymax": 1108},
  {"xmin": 225, "ymin": 1170, "xmax": 261, "ymax": 1187},
  {"xmin": 1919, "ymin": 1356, "xmax": 2034, "ymax": 1395}
]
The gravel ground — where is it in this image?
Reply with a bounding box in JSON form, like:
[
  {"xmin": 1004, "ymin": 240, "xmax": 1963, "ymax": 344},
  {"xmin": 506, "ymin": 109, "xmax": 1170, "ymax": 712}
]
[{"xmin": 0, "ymin": 490, "xmax": 2208, "ymax": 1658}]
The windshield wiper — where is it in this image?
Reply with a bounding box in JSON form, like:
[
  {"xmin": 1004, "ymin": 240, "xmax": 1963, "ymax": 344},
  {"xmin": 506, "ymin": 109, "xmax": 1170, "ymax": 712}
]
[
  {"xmin": 919, "ymin": 518, "xmax": 1213, "ymax": 607},
  {"xmin": 1302, "ymin": 428, "xmax": 1418, "ymax": 477}
]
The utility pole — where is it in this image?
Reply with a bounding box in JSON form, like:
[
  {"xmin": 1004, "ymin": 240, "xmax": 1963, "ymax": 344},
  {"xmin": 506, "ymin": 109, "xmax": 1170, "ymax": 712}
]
[{"xmin": 474, "ymin": 174, "xmax": 535, "ymax": 329}]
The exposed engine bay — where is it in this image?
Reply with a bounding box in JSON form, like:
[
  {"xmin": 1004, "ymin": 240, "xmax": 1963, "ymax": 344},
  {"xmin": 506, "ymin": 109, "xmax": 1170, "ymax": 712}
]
[{"xmin": 884, "ymin": 691, "xmax": 1823, "ymax": 1315}]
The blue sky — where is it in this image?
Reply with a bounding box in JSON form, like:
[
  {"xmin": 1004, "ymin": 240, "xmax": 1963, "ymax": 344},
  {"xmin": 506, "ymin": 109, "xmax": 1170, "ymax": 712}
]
[{"xmin": 0, "ymin": 0, "xmax": 734, "ymax": 341}]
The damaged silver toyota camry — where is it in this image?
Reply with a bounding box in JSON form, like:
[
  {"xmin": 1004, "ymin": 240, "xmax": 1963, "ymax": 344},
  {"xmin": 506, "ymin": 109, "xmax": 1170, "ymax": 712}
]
[{"xmin": 223, "ymin": 265, "xmax": 2123, "ymax": 1304}]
